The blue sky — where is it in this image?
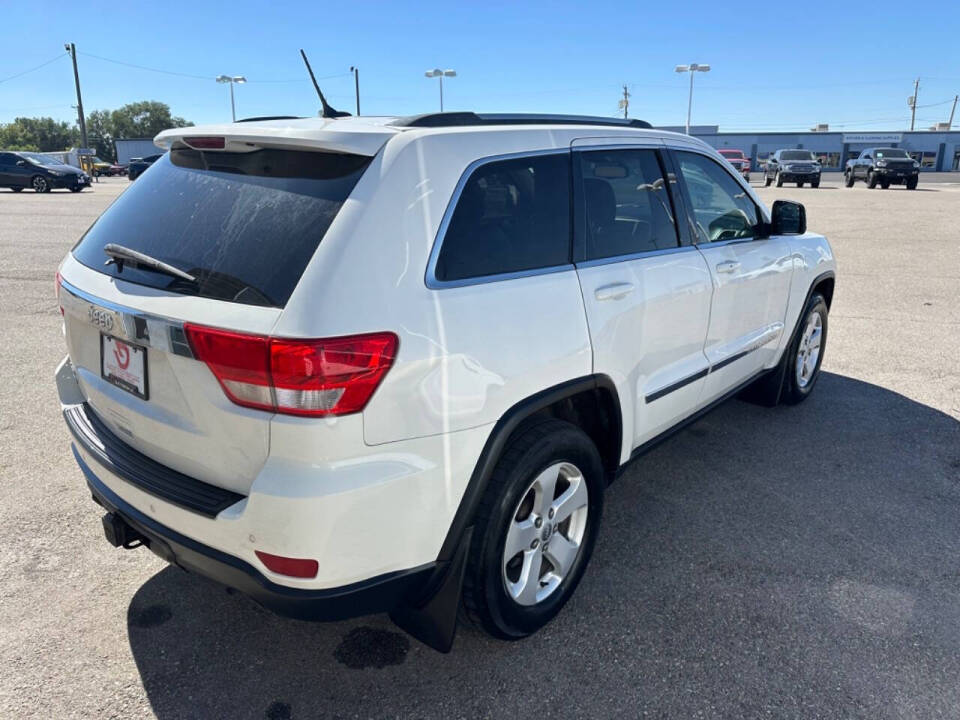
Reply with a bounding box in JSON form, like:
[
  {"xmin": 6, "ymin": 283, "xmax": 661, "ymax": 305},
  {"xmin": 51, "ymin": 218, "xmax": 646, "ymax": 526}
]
[{"xmin": 2, "ymin": 0, "xmax": 959, "ymax": 132}]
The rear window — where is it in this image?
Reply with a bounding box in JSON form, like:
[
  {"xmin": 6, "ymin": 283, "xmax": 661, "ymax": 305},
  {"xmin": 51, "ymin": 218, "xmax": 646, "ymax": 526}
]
[{"xmin": 72, "ymin": 148, "xmax": 371, "ymax": 307}]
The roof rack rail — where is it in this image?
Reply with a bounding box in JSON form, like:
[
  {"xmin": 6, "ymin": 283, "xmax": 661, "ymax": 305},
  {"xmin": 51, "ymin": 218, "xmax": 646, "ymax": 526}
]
[
  {"xmin": 392, "ymin": 112, "xmax": 652, "ymax": 130},
  {"xmin": 235, "ymin": 115, "xmax": 304, "ymax": 123}
]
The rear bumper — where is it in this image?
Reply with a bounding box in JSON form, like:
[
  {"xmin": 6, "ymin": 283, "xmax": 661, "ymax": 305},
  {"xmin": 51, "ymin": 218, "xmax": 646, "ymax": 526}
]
[{"xmin": 76, "ymin": 447, "xmax": 436, "ymax": 620}]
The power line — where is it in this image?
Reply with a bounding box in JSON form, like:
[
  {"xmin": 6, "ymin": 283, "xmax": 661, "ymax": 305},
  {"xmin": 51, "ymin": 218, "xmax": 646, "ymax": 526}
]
[
  {"xmin": 77, "ymin": 51, "xmax": 348, "ymax": 83},
  {"xmin": 0, "ymin": 52, "xmax": 68, "ymax": 85}
]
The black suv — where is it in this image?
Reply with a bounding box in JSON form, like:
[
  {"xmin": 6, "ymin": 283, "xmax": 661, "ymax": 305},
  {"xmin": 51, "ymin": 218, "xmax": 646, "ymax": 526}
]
[
  {"xmin": 763, "ymin": 149, "xmax": 821, "ymax": 188},
  {"xmin": 844, "ymin": 148, "xmax": 919, "ymax": 189},
  {"xmin": 127, "ymin": 153, "xmax": 164, "ymax": 181},
  {"xmin": 0, "ymin": 151, "xmax": 91, "ymax": 193}
]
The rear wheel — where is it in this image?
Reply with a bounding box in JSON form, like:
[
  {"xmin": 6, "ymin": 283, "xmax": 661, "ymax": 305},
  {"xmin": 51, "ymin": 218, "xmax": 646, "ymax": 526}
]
[
  {"xmin": 797, "ymin": 181, "xmax": 804, "ymax": 187},
  {"xmin": 764, "ymin": 175, "xmax": 772, "ymax": 187},
  {"xmin": 11, "ymin": 187, "xmax": 23, "ymax": 193},
  {"xmin": 880, "ymin": 180, "xmax": 890, "ymax": 189},
  {"xmin": 781, "ymin": 293, "xmax": 828, "ymax": 405},
  {"xmin": 461, "ymin": 420, "xmax": 604, "ymax": 640},
  {"xmin": 69, "ymin": 187, "xmax": 83, "ymax": 193},
  {"xmin": 31, "ymin": 176, "xmax": 50, "ymax": 193}
]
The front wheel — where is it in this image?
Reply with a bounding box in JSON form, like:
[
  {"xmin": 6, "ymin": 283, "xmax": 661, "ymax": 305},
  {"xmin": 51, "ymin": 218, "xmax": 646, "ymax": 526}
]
[
  {"xmin": 906, "ymin": 178, "xmax": 918, "ymax": 190},
  {"xmin": 11, "ymin": 187, "xmax": 23, "ymax": 193},
  {"xmin": 764, "ymin": 175, "xmax": 772, "ymax": 187},
  {"xmin": 811, "ymin": 179, "xmax": 820, "ymax": 188},
  {"xmin": 461, "ymin": 420, "xmax": 604, "ymax": 640},
  {"xmin": 844, "ymin": 171, "xmax": 854, "ymax": 187},
  {"xmin": 31, "ymin": 176, "xmax": 50, "ymax": 193},
  {"xmin": 781, "ymin": 293, "xmax": 828, "ymax": 405},
  {"xmin": 797, "ymin": 181, "xmax": 804, "ymax": 187},
  {"xmin": 775, "ymin": 173, "xmax": 784, "ymax": 187},
  {"xmin": 880, "ymin": 180, "xmax": 890, "ymax": 189},
  {"xmin": 867, "ymin": 171, "xmax": 879, "ymax": 189}
]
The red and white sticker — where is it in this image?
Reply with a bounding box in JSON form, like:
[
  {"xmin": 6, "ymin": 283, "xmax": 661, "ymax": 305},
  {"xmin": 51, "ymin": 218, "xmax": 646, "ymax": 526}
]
[{"xmin": 101, "ymin": 335, "xmax": 147, "ymax": 398}]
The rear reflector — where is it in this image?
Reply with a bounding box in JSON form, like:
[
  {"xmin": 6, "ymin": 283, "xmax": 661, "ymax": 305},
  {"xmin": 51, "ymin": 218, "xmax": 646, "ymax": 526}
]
[
  {"xmin": 183, "ymin": 136, "xmax": 226, "ymax": 149},
  {"xmin": 255, "ymin": 551, "xmax": 319, "ymax": 579},
  {"xmin": 184, "ymin": 324, "xmax": 398, "ymax": 417}
]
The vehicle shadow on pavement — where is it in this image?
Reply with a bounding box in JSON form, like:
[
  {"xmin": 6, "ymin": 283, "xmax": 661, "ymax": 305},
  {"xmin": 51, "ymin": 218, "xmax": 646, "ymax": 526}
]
[{"xmin": 126, "ymin": 372, "xmax": 960, "ymax": 719}]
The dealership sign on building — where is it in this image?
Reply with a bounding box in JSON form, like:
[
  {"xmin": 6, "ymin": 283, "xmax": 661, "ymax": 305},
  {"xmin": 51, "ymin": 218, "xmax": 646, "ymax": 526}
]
[{"xmin": 842, "ymin": 133, "xmax": 903, "ymax": 144}]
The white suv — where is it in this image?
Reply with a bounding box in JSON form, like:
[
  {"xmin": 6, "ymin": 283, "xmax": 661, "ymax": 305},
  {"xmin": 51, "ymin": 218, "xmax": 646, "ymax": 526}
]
[{"xmin": 55, "ymin": 112, "xmax": 836, "ymax": 651}]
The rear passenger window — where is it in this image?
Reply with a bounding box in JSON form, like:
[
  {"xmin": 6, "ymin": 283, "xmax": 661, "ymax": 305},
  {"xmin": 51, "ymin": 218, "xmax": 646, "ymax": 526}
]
[
  {"xmin": 434, "ymin": 154, "xmax": 570, "ymax": 282},
  {"xmin": 579, "ymin": 149, "xmax": 678, "ymax": 260}
]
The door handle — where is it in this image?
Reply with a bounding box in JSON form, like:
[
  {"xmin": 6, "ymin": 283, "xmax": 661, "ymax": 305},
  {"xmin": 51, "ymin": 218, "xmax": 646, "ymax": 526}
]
[
  {"xmin": 716, "ymin": 261, "xmax": 740, "ymax": 274},
  {"xmin": 594, "ymin": 282, "xmax": 635, "ymax": 301}
]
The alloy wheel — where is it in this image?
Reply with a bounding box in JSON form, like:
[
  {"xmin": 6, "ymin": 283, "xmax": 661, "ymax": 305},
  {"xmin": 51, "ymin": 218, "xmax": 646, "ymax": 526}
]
[
  {"xmin": 502, "ymin": 462, "xmax": 589, "ymax": 606},
  {"xmin": 795, "ymin": 310, "xmax": 823, "ymax": 388}
]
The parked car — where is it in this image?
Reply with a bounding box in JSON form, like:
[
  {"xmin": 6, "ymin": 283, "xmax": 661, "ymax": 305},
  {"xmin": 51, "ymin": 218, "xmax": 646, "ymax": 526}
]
[
  {"xmin": 0, "ymin": 151, "xmax": 91, "ymax": 192},
  {"xmin": 90, "ymin": 156, "xmax": 125, "ymax": 177},
  {"xmin": 844, "ymin": 147, "xmax": 919, "ymax": 189},
  {"xmin": 55, "ymin": 113, "xmax": 836, "ymax": 651},
  {"xmin": 764, "ymin": 149, "xmax": 821, "ymax": 188},
  {"xmin": 126, "ymin": 153, "xmax": 163, "ymax": 181},
  {"xmin": 717, "ymin": 148, "xmax": 751, "ymax": 180}
]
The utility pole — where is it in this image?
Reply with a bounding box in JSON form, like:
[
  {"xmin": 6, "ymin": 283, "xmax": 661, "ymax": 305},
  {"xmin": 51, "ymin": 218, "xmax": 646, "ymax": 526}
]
[
  {"xmin": 618, "ymin": 84, "xmax": 631, "ymax": 119},
  {"xmin": 948, "ymin": 94, "xmax": 958, "ymax": 130},
  {"xmin": 350, "ymin": 66, "xmax": 360, "ymax": 115},
  {"xmin": 64, "ymin": 43, "xmax": 88, "ymax": 148},
  {"xmin": 909, "ymin": 77, "xmax": 920, "ymax": 131}
]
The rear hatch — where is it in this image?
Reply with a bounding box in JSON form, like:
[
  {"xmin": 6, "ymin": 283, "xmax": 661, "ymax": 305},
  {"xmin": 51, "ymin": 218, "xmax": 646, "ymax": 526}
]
[{"xmin": 60, "ymin": 135, "xmax": 375, "ymax": 495}]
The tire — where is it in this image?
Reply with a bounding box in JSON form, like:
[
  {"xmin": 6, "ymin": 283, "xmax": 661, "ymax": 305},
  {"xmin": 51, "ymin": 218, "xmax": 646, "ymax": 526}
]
[
  {"xmin": 461, "ymin": 419, "xmax": 605, "ymax": 640},
  {"xmin": 797, "ymin": 181, "xmax": 804, "ymax": 187},
  {"xmin": 31, "ymin": 176, "xmax": 50, "ymax": 193},
  {"xmin": 780, "ymin": 292, "xmax": 828, "ymax": 405},
  {"xmin": 11, "ymin": 187, "xmax": 23, "ymax": 193},
  {"xmin": 775, "ymin": 173, "xmax": 783, "ymax": 187},
  {"xmin": 906, "ymin": 178, "xmax": 918, "ymax": 190},
  {"xmin": 880, "ymin": 180, "xmax": 890, "ymax": 189},
  {"xmin": 844, "ymin": 171, "xmax": 854, "ymax": 187},
  {"xmin": 764, "ymin": 175, "xmax": 772, "ymax": 187},
  {"xmin": 811, "ymin": 179, "xmax": 820, "ymax": 188},
  {"xmin": 867, "ymin": 171, "xmax": 878, "ymax": 189},
  {"xmin": 69, "ymin": 187, "xmax": 82, "ymax": 193}
]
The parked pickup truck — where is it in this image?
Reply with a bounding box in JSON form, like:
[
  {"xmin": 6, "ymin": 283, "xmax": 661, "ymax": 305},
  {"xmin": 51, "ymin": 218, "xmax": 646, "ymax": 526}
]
[
  {"xmin": 844, "ymin": 148, "xmax": 919, "ymax": 189},
  {"xmin": 764, "ymin": 150, "xmax": 821, "ymax": 188},
  {"xmin": 718, "ymin": 149, "xmax": 751, "ymax": 180}
]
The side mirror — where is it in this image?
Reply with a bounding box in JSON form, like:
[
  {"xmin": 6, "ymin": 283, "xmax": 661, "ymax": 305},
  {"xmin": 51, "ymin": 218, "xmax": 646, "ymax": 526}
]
[{"xmin": 771, "ymin": 200, "xmax": 806, "ymax": 235}]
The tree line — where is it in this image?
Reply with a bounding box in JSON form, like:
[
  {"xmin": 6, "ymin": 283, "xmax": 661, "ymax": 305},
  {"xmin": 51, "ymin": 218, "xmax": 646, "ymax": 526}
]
[{"xmin": 0, "ymin": 101, "xmax": 192, "ymax": 162}]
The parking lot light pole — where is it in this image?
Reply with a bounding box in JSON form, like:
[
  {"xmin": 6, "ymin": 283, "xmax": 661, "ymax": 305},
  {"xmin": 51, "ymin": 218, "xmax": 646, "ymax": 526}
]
[
  {"xmin": 425, "ymin": 69, "xmax": 456, "ymax": 111},
  {"xmin": 675, "ymin": 63, "xmax": 710, "ymax": 135},
  {"xmin": 216, "ymin": 75, "xmax": 247, "ymax": 122}
]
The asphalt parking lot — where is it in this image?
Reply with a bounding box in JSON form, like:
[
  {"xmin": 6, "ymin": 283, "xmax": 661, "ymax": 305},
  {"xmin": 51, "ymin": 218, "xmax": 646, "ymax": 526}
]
[{"xmin": 1, "ymin": 174, "xmax": 958, "ymax": 719}]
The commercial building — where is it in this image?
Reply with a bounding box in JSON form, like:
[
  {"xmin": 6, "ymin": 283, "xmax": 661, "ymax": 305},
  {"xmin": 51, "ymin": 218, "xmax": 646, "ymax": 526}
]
[{"xmin": 657, "ymin": 126, "xmax": 960, "ymax": 172}]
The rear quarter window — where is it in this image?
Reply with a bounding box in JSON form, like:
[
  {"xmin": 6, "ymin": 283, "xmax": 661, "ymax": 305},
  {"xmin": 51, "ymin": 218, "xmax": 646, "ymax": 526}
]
[
  {"xmin": 434, "ymin": 153, "xmax": 571, "ymax": 283},
  {"xmin": 72, "ymin": 148, "xmax": 371, "ymax": 307}
]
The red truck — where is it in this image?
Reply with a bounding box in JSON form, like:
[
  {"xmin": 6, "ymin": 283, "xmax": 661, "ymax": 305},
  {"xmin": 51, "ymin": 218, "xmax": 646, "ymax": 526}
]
[{"xmin": 718, "ymin": 149, "xmax": 751, "ymax": 181}]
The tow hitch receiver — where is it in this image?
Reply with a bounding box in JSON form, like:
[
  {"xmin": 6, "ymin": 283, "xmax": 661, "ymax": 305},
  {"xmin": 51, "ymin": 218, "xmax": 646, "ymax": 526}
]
[{"xmin": 102, "ymin": 512, "xmax": 147, "ymax": 549}]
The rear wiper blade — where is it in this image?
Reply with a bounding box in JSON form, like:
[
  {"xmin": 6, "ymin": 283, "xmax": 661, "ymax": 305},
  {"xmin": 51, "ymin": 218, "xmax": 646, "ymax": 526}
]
[{"xmin": 103, "ymin": 243, "xmax": 196, "ymax": 283}]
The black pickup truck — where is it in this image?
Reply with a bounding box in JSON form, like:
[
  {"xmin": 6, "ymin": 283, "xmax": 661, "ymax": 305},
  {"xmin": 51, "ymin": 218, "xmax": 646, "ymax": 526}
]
[{"xmin": 844, "ymin": 147, "xmax": 919, "ymax": 189}]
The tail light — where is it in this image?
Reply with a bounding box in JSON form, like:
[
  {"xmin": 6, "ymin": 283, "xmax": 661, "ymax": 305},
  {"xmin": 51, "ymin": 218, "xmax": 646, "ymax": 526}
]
[
  {"xmin": 184, "ymin": 324, "xmax": 398, "ymax": 417},
  {"xmin": 183, "ymin": 136, "xmax": 225, "ymax": 149}
]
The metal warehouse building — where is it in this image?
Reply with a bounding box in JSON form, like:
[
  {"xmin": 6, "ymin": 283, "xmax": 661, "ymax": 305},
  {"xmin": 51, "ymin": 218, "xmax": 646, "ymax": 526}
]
[{"xmin": 658, "ymin": 127, "xmax": 960, "ymax": 172}]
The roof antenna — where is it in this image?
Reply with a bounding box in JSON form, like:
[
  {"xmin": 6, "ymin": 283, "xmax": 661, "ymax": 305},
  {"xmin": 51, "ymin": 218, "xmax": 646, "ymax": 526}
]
[{"xmin": 300, "ymin": 49, "xmax": 351, "ymax": 118}]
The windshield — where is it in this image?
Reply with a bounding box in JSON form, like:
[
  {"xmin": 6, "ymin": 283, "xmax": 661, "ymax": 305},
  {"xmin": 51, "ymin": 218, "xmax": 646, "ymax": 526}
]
[
  {"xmin": 72, "ymin": 148, "xmax": 371, "ymax": 307},
  {"xmin": 781, "ymin": 151, "xmax": 816, "ymax": 161},
  {"xmin": 875, "ymin": 148, "xmax": 909, "ymax": 159},
  {"xmin": 24, "ymin": 153, "xmax": 63, "ymax": 166}
]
